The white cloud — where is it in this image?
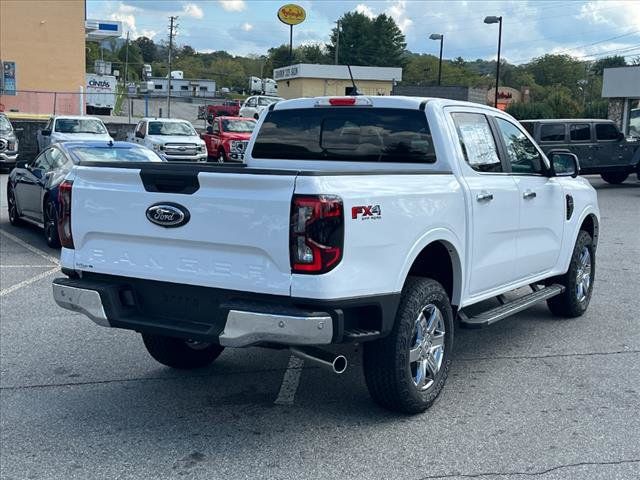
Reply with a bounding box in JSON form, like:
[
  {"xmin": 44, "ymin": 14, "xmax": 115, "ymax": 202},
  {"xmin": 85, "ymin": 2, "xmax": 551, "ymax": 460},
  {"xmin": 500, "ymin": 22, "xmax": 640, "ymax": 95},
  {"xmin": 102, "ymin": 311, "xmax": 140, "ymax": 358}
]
[
  {"xmin": 355, "ymin": 4, "xmax": 375, "ymax": 19},
  {"xmin": 578, "ymin": 0, "xmax": 640, "ymax": 29},
  {"xmin": 183, "ymin": 3, "xmax": 204, "ymax": 19},
  {"xmin": 386, "ymin": 0, "xmax": 413, "ymax": 33},
  {"xmin": 241, "ymin": 22, "xmax": 253, "ymax": 32},
  {"xmin": 218, "ymin": 0, "xmax": 246, "ymax": 12}
]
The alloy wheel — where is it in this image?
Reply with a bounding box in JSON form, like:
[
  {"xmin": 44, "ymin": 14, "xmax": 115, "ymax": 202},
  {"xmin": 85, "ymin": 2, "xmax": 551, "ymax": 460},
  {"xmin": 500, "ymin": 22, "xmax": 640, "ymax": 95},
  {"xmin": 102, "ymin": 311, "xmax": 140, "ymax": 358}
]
[
  {"xmin": 575, "ymin": 246, "xmax": 592, "ymax": 303},
  {"xmin": 409, "ymin": 304, "xmax": 446, "ymax": 391}
]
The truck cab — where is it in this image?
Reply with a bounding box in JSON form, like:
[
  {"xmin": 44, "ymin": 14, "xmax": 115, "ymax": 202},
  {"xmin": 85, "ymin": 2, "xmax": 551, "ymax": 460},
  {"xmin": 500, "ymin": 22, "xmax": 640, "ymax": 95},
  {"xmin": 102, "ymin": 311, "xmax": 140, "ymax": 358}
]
[
  {"xmin": 128, "ymin": 118, "xmax": 207, "ymax": 162},
  {"xmin": 201, "ymin": 116, "xmax": 256, "ymax": 162}
]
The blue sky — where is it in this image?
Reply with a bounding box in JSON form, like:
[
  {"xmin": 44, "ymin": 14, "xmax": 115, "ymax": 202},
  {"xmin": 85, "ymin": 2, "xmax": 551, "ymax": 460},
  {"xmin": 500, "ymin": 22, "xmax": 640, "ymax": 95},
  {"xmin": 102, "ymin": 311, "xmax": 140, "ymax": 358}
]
[{"xmin": 86, "ymin": 0, "xmax": 640, "ymax": 64}]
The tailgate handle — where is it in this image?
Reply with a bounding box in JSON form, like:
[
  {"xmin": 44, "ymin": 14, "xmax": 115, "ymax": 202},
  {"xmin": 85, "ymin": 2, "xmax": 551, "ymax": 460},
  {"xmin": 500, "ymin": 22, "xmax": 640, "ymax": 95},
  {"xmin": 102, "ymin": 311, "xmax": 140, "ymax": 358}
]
[{"xmin": 139, "ymin": 170, "xmax": 200, "ymax": 194}]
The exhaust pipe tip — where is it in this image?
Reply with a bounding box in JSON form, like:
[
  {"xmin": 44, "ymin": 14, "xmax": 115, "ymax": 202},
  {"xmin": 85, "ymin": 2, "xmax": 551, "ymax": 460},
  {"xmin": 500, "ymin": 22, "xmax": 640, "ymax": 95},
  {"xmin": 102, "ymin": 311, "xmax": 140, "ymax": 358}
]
[
  {"xmin": 332, "ymin": 355, "xmax": 348, "ymax": 374},
  {"xmin": 291, "ymin": 347, "xmax": 348, "ymax": 375}
]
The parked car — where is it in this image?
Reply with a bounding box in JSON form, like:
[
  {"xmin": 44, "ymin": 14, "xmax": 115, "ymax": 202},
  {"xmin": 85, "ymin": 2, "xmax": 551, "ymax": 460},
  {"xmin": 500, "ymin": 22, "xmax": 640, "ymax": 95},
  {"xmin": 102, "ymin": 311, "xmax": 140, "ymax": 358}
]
[
  {"xmin": 520, "ymin": 118, "xmax": 640, "ymax": 184},
  {"xmin": 239, "ymin": 95, "xmax": 284, "ymax": 119},
  {"xmin": 51, "ymin": 96, "xmax": 599, "ymax": 414},
  {"xmin": 7, "ymin": 141, "xmax": 163, "ymax": 247},
  {"xmin": 201, "ymin": 116, "xmax": 256, "ymax": 162},
  {"xmin": 128, "ymin": 118, "xmax": 207, "ymax": 162},
  {"xmin": 36, "ymin": 116, "xmax": 113, "ymax": 153},
  {"xmin": 198, "ymin": 100, "xmax": 241, "ymax": 120},
  {"xmin": 0, "ymin": 113, "xmax": 19, "ymax": 171}
]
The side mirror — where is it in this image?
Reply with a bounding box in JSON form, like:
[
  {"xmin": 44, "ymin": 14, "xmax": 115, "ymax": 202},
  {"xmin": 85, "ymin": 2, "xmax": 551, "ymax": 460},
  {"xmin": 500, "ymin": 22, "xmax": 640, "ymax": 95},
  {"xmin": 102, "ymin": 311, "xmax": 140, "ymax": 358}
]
[
  {"xmin": 548, "ymin": 150, "xmax": 579, "ymax": 178},
  {"xmin": 41, "ymin": 129, "xmax": 51, "ymax": 136},
  {"xmin": 206, "ymin": 126, "xmax": 214, "ymax": 135},
  {"xmin": 135, "ymin": 131, "xmax": 144, "ymax": 139},
  {"xmin": 206, "ymin": 114, "xmax": 215, "ymax": 125},
  {"xmin": 618, "ymin": 131, "xmax": 625, "ymax": 141}
]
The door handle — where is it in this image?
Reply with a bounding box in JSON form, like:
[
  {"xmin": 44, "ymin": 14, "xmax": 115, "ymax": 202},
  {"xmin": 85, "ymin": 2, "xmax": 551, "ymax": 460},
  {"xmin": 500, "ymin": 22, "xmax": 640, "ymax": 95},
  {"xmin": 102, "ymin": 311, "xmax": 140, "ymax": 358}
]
[
  {"xmin": 523, "ymin": 190, "xmax": 537, "ymax": 200},
  {"xmin": 476, "ymin": 192, "xmax": 494, "ymax": 202}
]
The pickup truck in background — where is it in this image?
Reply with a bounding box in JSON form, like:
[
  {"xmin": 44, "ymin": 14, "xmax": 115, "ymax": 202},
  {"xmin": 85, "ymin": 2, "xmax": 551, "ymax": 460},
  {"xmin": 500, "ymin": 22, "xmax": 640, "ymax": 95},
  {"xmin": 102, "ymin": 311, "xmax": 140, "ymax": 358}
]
[
  {"xmin": 239, "ymin": 95, "xmax": 284, "ymax": 119},
  {"xmin": 52, "ymin": 96, "xmax": 599, "ymax": 414},
  {"xmin": 37, "ymin": 116, "xmax": 113, "ymax": 153},
  {"xmin": 201, "ymin": 116, "xmax": 256, "ymax": 162},
  {"xmin": 127, "ymin": 118, "xmax": 207, "ymax": 162},
  {"xmin": 197, "ymin": 100, "xmax": 241, "ymax": 121}
]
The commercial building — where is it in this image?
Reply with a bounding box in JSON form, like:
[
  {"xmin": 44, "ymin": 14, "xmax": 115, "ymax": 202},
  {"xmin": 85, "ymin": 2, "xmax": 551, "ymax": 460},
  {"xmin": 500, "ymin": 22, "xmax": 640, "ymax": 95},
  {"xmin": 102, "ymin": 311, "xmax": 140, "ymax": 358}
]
[
  {"xmin": 602, "ymin": 66, "xmax": 640, "ymax": 137},
  {"xmin": 0, "ymin": 1, "xmax": 121, "ymax": 115},
  {"xmin": 147, "ymin": 77, "xmax": 217, "ymax": 98},
  {"xmin": 274, "ymin": 64, "xmax": 402, "ymax": 99}
]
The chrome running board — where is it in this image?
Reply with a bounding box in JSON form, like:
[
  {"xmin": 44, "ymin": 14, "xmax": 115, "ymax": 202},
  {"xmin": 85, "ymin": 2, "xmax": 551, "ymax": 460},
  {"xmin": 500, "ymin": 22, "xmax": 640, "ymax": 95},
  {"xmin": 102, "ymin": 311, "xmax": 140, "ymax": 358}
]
[{"xmin": 459, "ymin": 284, "xmax": 565, "ymax": 328}]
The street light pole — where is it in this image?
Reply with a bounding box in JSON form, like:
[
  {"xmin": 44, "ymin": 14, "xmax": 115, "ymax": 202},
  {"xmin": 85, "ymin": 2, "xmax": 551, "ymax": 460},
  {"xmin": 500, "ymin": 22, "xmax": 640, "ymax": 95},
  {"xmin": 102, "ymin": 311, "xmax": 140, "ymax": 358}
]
[
  {"xmin": 429, "ymin": 33, "xmax": 444, "ymax": 86},
  {"xmin": 484, "ymin": 16, "xmax": 502, "ymax": 108}
]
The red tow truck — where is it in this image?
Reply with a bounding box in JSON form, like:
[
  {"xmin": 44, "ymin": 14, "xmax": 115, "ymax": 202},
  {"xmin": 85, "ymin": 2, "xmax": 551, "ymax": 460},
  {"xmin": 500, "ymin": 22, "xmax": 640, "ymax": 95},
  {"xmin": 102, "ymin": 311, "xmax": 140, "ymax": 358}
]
[{"xmin": 201, "ymin": 116, "xmax": 256, "ymax": 162}]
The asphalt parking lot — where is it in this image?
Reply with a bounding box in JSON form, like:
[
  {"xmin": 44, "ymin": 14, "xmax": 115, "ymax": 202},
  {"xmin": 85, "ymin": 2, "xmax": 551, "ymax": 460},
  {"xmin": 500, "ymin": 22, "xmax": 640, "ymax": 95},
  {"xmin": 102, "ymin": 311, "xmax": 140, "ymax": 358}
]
[{"xmin": 0, "ymin": 173, "xmax": 639, "ymax": 480}]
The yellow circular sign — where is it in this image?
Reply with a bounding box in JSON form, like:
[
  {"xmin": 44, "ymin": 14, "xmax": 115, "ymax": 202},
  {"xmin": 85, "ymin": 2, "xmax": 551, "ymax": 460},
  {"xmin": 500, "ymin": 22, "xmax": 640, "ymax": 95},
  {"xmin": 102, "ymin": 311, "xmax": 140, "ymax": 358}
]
[{"xmin": 278, "ymin": 4, "xmax": 306, "ymax": 25}]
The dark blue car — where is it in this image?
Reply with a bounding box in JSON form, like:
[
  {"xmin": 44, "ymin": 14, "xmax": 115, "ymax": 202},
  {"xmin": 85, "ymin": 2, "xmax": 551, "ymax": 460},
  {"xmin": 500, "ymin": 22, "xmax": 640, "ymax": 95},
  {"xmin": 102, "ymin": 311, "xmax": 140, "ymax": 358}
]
[{"xmin": 7, "ymin": 141, "xmax": 164, "ymax": 248}]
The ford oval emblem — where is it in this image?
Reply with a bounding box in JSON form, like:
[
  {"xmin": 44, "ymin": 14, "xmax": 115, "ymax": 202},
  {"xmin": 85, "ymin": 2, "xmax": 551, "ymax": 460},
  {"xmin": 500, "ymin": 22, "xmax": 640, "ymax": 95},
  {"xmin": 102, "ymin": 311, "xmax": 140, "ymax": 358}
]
[{"xmin": 146, "ymin": 203, "xmax": 190, "ymax": 228}]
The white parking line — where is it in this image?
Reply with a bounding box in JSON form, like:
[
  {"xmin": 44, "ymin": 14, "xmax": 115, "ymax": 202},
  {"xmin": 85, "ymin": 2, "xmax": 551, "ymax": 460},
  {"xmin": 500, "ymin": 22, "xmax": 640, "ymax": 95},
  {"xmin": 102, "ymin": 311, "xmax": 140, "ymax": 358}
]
[
  {"xmin": 0, "ymin": 266, "xmax": 60, "ymax": 297},
  {"xmin": 1, "ymin": 265, "xmax": 59, "ymax": 268},
  {"xmin": 0, "ymin": 229, "xmax": 60, "ymax": 265},
  {"xmin": 274, "ymin": 355, "xmax": 305, "ymax": 406}
]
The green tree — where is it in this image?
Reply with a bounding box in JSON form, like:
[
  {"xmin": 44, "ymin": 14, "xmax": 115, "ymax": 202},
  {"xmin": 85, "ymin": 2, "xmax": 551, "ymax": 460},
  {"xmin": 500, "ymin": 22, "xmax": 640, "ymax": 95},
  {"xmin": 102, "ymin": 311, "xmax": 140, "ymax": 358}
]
[
  {"xmin": 297, "ymin": 44, "xmax": 330, "ymax": 64},
  {"xmin": 133, "ymin": 36, "xmax": 157, "ymax": 63},
  {"xmin": 370, "ymin": 14, "xmax": 406, "ymax": 67},
  {"xmin": 545, "ymin": 87, "xmax": 581, "ymax": 117},
  {"xmin": 117, "ymin": 43, "xmax": 143, "ymax": 81},
  {"xmin": 590, "ymin": 55, "xmax": 626, "ymax": 75},
  {"xmin": 326, "ymin": 11, "xmax": 405, "ymax": 67},
  {"xmin": 506, "ymin": 102, "xmax": 554, "ymax": 120},
  {"xmin": 527, "ymin": 54, "xmax": 585, "ymax": 94}
]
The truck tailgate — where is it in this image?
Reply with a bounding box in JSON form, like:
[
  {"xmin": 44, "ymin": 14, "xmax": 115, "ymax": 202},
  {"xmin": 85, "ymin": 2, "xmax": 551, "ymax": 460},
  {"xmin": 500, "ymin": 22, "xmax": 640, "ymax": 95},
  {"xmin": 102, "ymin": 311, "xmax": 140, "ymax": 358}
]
[{"xmin": 67, "ymin": 165, "xmax": 296, "ymax": 296}]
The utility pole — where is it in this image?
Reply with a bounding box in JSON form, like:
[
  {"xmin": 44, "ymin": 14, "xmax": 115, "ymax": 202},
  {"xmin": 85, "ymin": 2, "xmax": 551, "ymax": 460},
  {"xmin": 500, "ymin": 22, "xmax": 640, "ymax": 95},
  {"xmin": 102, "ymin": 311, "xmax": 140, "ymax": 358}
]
[
  {"xmin": 335, "ymin": 20, "xmax": 340, "ymax": 65},
  {"xmin": 167, "ymin": 15, "xmax": 178, "ymax": 117},
  {"xmin": 123, "ymin": 30, "xmax": 130, "ymax": 85}
]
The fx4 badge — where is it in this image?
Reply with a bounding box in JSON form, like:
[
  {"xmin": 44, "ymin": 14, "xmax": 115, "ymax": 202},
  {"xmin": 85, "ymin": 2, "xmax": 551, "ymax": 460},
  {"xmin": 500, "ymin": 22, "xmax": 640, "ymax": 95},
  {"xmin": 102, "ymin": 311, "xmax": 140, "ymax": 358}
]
[{"xmin": 352, "ymin": 205, "xmax": 382, "ymax": 220}]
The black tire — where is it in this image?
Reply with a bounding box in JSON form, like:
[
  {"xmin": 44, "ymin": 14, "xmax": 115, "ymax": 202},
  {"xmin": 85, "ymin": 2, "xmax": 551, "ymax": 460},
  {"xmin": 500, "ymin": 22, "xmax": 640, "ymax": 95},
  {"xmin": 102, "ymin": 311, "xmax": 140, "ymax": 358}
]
[
  {"xmin": 7, "ymin": 185, "xmax": 22, "ymax": 226},
  {"xmin": 600, "ymin": 172, "xmax": 628, "ymax": 184},
  {"xmin": 547, "ymin": 230, "xmax": 595, "ymax": 318},
  {"xmin": 217, "ymin": 148, "xmax": 227, "ymax": 163},
  {"xmin": 363, "ymin": 277, "xmax": 454, "ymax": 414},
  {"xmin": 142, "ymin": 333, "xmax": 224, "ymax": 369},
  {"xmin": 43, "ymin": 198, "xmax": 61, "ymax": 248}
]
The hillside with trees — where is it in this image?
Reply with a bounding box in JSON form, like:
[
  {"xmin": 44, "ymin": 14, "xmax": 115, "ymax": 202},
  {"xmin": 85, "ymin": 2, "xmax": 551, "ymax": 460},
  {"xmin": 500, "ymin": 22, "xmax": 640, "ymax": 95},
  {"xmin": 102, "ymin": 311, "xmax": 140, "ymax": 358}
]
[{"xmin": 86, "ymin": 10, "xmax": 638, "ymax": 119}]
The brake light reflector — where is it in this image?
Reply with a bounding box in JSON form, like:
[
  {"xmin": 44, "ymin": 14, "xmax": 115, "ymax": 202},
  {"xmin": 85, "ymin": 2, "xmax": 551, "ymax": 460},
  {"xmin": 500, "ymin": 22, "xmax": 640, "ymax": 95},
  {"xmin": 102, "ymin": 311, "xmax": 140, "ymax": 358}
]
[
  {"xmin": 57, "ymin": 180, "xmax": 74, "ymax": 249},
  {"xmin": 290, "ymin": 195, "xmax": 344, "ymax": 274}
]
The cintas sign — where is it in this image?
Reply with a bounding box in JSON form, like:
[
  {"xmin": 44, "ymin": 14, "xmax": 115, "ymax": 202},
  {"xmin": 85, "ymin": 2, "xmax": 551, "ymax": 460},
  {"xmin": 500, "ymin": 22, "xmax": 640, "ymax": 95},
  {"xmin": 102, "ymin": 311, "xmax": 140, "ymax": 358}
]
[{"xmin": 277, "ymin": 4, "xmax": 306, "ymax": 25}]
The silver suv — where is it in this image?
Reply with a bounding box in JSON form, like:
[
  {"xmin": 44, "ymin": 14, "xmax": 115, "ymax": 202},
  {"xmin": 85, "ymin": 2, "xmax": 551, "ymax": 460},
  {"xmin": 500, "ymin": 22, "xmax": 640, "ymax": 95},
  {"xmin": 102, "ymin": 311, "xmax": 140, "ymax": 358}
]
[{"xmin": 0, "ymin": 114, "xmax": 19, "ymax": 170}]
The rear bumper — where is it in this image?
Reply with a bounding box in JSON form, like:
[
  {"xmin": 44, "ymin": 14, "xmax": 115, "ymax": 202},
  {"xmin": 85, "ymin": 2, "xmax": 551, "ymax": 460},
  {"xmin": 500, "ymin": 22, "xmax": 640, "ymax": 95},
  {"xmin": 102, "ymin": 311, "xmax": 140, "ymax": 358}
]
[{"xmin": 52, "ymin": 274, "xmax": 398, "ymax": 346}]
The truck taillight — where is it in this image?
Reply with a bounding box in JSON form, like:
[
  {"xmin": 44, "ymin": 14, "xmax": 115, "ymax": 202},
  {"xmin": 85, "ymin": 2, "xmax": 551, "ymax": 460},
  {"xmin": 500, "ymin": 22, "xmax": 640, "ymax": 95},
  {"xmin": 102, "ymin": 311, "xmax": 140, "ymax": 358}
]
[
  {"xmin": 290, "ymin": 195, "xmax": 344, "ymax": 274},
  {"xmin": 57, "ymin": 180, "xmax": 74, "ymax": 249}
]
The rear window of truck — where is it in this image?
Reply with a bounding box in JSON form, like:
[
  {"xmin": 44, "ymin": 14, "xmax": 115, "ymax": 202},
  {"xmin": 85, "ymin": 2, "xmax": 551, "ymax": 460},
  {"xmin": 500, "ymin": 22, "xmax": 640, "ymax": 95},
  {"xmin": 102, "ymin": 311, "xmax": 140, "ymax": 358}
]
[{"xmin": 252, "ymin": 108, "xmax": 436, "ymax": 163}]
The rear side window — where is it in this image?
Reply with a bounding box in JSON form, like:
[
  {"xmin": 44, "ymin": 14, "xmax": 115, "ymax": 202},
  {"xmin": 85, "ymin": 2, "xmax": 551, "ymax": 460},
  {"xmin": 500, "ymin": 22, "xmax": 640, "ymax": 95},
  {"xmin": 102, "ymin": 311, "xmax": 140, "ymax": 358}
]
[
  {"xmin": 451, "ymin": 112, "xmax": 502, "ymax": 173},
  {"xmin": 595, "ymin": 123, "xmax": 620, "ymax": 141},
  {"xmin": 540, "ymin": 124, "xmax": 565, "ymax": 142},
  {"xmin": 570, "ymin": 124, "xmax": 590, "ymax": 141},
  {"xmin": 252, "ymin": 108, "xmax": 436, "ymax": 163}
]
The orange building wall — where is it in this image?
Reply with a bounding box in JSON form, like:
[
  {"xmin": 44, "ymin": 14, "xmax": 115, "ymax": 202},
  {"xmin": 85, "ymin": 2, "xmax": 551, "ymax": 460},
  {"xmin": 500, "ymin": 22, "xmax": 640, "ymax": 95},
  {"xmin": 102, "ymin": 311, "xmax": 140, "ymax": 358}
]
[{"xmin": 0, "ymin": 0, "xmax": 86, "ymax": 113}]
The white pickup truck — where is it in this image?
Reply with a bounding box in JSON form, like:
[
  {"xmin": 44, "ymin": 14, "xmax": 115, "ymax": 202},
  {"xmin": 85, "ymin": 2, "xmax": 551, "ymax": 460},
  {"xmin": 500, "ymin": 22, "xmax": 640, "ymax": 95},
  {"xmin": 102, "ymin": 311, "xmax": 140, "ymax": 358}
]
[
  {"xmin": 127, "ymin": 118, "xmax": 207, "ymax": 162},
  {"xmin": 52, "ymin": 96, "xmax": 599, "ymax": 413}
]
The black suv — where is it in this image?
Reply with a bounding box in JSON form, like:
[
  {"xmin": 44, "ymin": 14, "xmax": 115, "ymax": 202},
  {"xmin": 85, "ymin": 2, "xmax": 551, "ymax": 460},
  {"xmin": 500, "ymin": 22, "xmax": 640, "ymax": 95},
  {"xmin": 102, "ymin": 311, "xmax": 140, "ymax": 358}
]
[
  {"xmin": 521, "ymin": 119, "xmax": 640, "ymax": 184},
  {"xmin": 0, "ymin": 113, "xmax": 19, "ymax": 171}
]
